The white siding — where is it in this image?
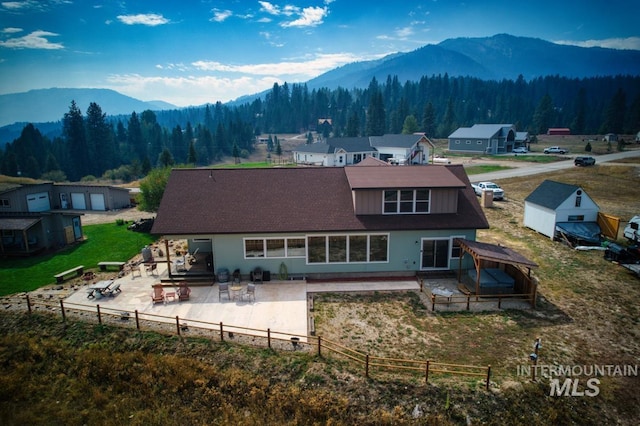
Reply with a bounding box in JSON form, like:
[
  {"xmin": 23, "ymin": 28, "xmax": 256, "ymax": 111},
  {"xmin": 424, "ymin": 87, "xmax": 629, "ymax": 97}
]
[{"xmin": 524, "ymin": 202, "xmax": 556, "ymax": 239}]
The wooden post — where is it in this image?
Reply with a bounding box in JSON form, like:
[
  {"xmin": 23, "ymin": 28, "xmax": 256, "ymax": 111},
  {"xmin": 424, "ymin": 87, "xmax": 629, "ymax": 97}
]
[
  {"xmin": 26, "ymin": 295, "xmax": 31, "ymax": 314},
  {"xmin": 498, "ymin": 296, "xmax": 502, "ymax": 309},
  {"xmin": 365, "ymin": 354, "xmax": 369, "ymax": 378},
  {"xmin": 176, "ymin": 316, "xmax": 181, "ymax": 336},
  {"xmin": 60, "ymin": 300, "xmax": 66, "ymax": 323},
  {"xmin": 425, "ymin": 360, "xmax": 430, "ymax": 384},
  {"xmin": 267, "ymin": 328, "xmax": 271, "ymax": 349},
  {"xmin": 431, "ymin": 294, "xmax": 436, "ymax": 311},
  {"xmin": 317, "ymin": 336, "xmax": 322, "ymax": 357},
  {"xmin": 96, "ymin": 305, "xmax": 102, "ymax": 324},
  {"xmin": 466, "ymin": 295, "xmax": 470, "ymax": 311},
  {"xmin": 486, "ymin": 365, "xmax": 492, "ymax": 390},
  {"xmin": 219, "ymin": 322, "xmax": 224, "ymax": 341},
  {"xmin": 419, "ymin": 278, "xmax": 424, "ymax": 292},
  {"xmin": 135, "ymin": 310, "xmax": 140, "ymax": 330},
  {"xmin": 165, "ymin": 239, "xmax": 172, "ymax": 279}
]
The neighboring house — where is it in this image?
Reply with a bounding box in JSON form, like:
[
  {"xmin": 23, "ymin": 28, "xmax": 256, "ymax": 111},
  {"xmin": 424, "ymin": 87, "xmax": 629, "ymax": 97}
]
[
  {"xmin": 447, "ymin": 124, "xmax": 517, "ymax": 154},
  {"xmin": 151, "ymin": 162, "xmax": 490, "ymax": 281},
  {"xmin": 292, "ymin": 134, "xmax": 433, "ymax": 167},
  {"xmin": 293, "ymin": 137, "xmax": 376, "ymax": 166},
  {"xmin": 0, "ymin": 182, "xmax": 131, "ymax": 255},
  {"xmin": 369, "ymin": 134, "xmax": 433, "ymax": 165},
  {"xmin": 523, "ymin": 180, "xmax": 600, "ymax": 243},
  {"xmin": 515, "ymin": 131, "xmax": 529, "ymax": 147},
  {"xmin": 603, "ymin": 133, "xmax": 618, "ymax": 142}
]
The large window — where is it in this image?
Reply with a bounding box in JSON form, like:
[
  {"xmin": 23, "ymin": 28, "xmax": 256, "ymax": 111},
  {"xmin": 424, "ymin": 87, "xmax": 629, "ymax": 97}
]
[
  {"xmin": 307, "ymin": 234, "xmax": 389, "ymax": 264},
  {"xmin": 383, "ymin": 189, "xmax": 430, "ymax": 214},
  {"xmin": 244, "ymin": 238, "xmax": 307, "ymax": 259}
]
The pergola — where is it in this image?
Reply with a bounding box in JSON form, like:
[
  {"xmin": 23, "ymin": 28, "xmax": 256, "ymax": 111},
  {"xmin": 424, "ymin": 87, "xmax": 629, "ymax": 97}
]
[{"xmin": 455, "ymin": 239, "xmax": 539, "ymax": 306}]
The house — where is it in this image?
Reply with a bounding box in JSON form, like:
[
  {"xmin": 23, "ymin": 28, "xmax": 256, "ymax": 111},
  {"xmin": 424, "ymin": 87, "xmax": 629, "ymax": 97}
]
[
  {"xmin": 0, "ymin": 182, "xmax": 131, "ymax": 255},
  {"xmin": 603, "ymin": 133, "xmax": 618, "ymax": 142},
  {"xmin": 369, "ymin": 134, "xmax": 433, "ymax": 165},
  {"xmin": 447, "ymin": 124, "xmax": 517, "ymax": 154},
  {"xmin": 150, "ymin": 163, "xmax": 490, "ymax": 281},
  {"xmin": 292, "ymin": 137, "xmax": 376, "ymax": 166},
  {"xmin": 292, "ymin": 134, "xmax": 433, "ymax": 167},
  {"xmin": 523, "ymin": 180, "xmax": 601, "ymax": 244}
]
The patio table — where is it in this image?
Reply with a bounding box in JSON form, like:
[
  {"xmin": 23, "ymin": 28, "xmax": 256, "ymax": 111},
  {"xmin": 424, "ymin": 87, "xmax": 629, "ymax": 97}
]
[
  {"xmin": 431, "ymin": 287, "xmax": 454, "ymax": 303},
  {"xmin": 230, "ymin": 284, "xmax": 242, "ymax": 300},
  {"xmin": 87, "ymin": 280, "xmax": 114, "ymax": 299}
]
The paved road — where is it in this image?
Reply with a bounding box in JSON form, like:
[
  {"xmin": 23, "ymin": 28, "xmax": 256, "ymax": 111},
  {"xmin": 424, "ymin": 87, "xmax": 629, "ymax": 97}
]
[{"xmin": 468, "ymin": 150, "xmax": 640, "ymax": 183}]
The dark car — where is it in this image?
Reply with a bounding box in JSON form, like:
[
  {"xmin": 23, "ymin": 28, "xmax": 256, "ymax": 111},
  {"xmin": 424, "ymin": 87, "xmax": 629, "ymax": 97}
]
[{"xmin": 574, "ymin": 156, "xmax": 596, "ymax": 166}]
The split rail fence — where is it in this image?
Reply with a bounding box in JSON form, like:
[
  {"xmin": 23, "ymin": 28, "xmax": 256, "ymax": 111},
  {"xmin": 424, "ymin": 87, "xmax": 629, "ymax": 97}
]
[{"xmin": 22, "ymin": 295, "xmax": 492, "ymax": 390}]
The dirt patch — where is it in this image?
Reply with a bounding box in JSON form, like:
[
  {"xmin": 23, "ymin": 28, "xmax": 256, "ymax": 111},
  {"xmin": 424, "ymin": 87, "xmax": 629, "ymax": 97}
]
[{"xmin": 80, "ymin": 207, "xmax": 155, "ymax": 226}]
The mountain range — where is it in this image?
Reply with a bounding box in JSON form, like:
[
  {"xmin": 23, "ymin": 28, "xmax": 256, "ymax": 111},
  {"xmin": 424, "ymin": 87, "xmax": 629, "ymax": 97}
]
[{"xmin": 1, "ymin": 34, "xmax": 639, "ymax": 141}]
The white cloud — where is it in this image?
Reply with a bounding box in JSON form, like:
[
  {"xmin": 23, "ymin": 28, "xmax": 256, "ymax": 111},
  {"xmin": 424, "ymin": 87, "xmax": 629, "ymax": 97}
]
[
  {"xmin": 105, "ymin": 73, "xmax": 285, "ymax": 106},
  {"xmin": 192, "ymin": 52, "xmax": 367, "ymax": 79},
  {"xmin": 0, "ymin": 29, "xmax": 63, "ymax": 49},
  {"xmin": 554, "ymin": 37, "xmax": 640, "ymax": 51},
  {"xmin": 117, "ymin": 13, "xmax": 169, "ymax": 26},
  {"xmin": 211, "ymin": 9, "xmax": 232, "ymax": 23},
  {"xmin": 281, "ymin": 6, "xmax": 328, "ymax": 28},
  {"xmin": 2, "ymin": 27, "xmax": 22, "ymax": 33},
  {"xmin": 258, "ymin": 1, "xmax": 283, "ymax": 16}
]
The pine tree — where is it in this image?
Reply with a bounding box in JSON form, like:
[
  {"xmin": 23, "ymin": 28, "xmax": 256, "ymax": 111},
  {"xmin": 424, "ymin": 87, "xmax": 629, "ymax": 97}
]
[
  {"xmin": 63, "ymin": 100, "xmax": 89, "ymax": 181},
  {"xmin": 421, "ymin": 102, "xmax": 436, "ymax": 137},
  {"xmin": 532, "ymin": 94, "xmax": 555, "ymax": 135},
  {"xmin": 402, "ymin": 115, "xmax": 419, "ymax": 134}
]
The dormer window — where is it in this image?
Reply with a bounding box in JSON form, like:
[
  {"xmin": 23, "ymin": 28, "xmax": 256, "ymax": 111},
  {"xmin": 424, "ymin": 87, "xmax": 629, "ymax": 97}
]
[{"xmin": 383, "ymin": 189, "xmax": 430, "ymax": 214}]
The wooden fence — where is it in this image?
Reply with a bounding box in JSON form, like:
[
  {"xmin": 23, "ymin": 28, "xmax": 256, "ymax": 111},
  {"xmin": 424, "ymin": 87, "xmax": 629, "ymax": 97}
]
[
  {"xmin": 429, "ymin": 292, "xmax": 535, "ymax": 312},
  {"xmin": 22, "ymin": 295, "xmax": 492, "ymax": 390}
]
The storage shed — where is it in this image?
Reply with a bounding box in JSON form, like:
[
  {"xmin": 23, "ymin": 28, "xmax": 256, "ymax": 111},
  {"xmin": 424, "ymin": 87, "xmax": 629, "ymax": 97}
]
[{"xmin": 524, "ymin": 180, "xmax": 600, "ymax": 242}]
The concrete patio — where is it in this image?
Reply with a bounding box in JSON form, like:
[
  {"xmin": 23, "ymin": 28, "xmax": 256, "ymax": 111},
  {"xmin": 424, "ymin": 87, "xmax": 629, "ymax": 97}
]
[{"xmin": 63, "ymin": 261, "xmax": 422, "ymax": 341}]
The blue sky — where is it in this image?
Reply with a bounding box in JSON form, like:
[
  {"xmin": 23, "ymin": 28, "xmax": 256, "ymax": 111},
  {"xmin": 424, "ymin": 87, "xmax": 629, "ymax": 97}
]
[{"xmin": 1, "ymin": 0, "xmax": 639, "ymax": 107}]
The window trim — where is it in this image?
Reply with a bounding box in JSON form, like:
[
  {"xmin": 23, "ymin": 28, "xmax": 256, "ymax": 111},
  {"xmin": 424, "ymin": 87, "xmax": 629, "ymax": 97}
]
[
  {"xmin": 244, "ymin": 237, "xmax": 307, "ymax": 259},
  {"xmin": 382, "ymin": 189, "xmax": 430, "ymax": 214}
]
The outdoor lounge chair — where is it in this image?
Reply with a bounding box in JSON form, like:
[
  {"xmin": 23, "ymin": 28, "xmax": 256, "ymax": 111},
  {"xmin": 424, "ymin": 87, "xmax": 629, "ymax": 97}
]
[
  {"xmin": 242, "ymin": 283, "xmax": 256, "ymax": 302},
  {"xmin": 151, "ymin": 285, "xmax": 165, "ymax": 304},
  {"xmin": 219, "ymin": 282, "xmax": 230, "ymax": 301},
  {"xmin": 178, "ymin": 283, "xmax": 191, "ymax": 301},
  {"xmin": 145, "ymin": 262, "xmax": 158, "ymax": 276}
]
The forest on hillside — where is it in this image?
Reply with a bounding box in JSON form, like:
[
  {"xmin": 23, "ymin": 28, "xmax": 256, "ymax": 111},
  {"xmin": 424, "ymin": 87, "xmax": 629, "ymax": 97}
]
[{"xmin": 1, "ymin": 73, "xmax": 639, "ymax": 183}]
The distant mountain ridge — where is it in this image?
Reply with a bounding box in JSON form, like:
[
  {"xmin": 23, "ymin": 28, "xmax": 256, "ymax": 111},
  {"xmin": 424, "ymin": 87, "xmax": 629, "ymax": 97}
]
[
  {"xmin": 306, "ymin": 33, "xmax": 640, "ymax": 90},
  {"xmin": 0, "ymin": 88, "xmax": 176, "ymax": 128}
]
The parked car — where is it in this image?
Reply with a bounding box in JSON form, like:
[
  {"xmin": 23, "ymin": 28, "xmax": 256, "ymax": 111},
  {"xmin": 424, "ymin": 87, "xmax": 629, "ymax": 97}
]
[
  {"xmin": 471, "ymin": 181, "xmax": 504, "ymax": 200},
  {"xmin": 543, "ymin": 146, "xmax": 568, "ymax": 154},
  {"xmin": 574, "ymin": 156, "xmax": 596, "ymax": 166},
  {"xmin": 512, "ymin": 147, "xmax": 528, "ymax": 154},
  {"xmin": 623, "ymin": 216, "xmax": 640, "ymax": 243}
]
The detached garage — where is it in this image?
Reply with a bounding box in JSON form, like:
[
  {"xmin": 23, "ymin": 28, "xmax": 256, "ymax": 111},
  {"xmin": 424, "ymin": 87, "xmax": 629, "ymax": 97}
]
[
  {"xmin": 57, "ymin": 185, "xmax": 130, "ymax": 211},
  {"xmin": 524, "ymin": 180, "xmax": 601, "ymax": 244}
]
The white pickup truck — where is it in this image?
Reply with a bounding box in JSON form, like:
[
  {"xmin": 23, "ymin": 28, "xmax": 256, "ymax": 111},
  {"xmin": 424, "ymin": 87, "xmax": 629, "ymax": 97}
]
[{"xmin": 471, "ymin": 181, "xmax": 504, "ymax": 200}]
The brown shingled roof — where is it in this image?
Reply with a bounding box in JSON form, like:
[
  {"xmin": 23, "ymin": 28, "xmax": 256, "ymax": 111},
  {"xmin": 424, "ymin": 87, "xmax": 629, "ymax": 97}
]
[
  {"xmin": 151, "ymin": 165, "xmax": 489, "ymax": 236},
  {"xmin": 344, "ymin": 164, "xmax": 466, "ymax": 189}
]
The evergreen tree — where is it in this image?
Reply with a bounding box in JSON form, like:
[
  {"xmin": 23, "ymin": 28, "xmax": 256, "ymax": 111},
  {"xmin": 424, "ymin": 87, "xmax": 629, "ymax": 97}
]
[
  {"xmin": 366, "ymin": 91, "xmax": 385, "ymax": 136},
  {"xmin": 532, "ymin": 94, "xmax": 555, "ymax": 134},
  {"xmin": 421, "ymin": 102, "xmax": 436, "ymax": 137},
  {"xmin": 402, "ymin": 115, "xmax": 419, "ymax": 134},
  {"xmin": 346, "ymin": 109, "xmax": 360, "ymax": 137},
  {"xmin": 601, "ymin": 88, "xmax": 626, "ymax": 134},
  {"xmin": 63, "ymin": 100, "xmax": 89, "ymax": 181},
  {"xmin": 570, "ymin": 88, "xmax": 587, "ymax": 135},
  {"xmin": 187, "ymin": 140, "xmax": 197, "ymax": 164},
  {"xmin": 85, "ymin": 102, "xmax": 113, "ymax": 177},
  {"xmin": 158, "ymin": 148, "xmax": 174, "ymax": 167},
  {"xmin": 127, "ymin": 112, "xmax": 145, "ymax": 162}
]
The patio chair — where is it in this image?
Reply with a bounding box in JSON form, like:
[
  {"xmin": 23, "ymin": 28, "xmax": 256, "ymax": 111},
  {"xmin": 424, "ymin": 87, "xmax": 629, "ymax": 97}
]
[
  {"xmin": 251, "ymin": 267, "xmax": 263, "ymax": 284},
  {"xmin": 145, "ymin": 262, "xmax": 158, "ymax": 276},
  {"xmin": 151, "ymin": 285, "xmax": 165, "ymax": 304},
  {"xmin": 219, "ymin": 282, "xmax": 230, "ymax": 301},
  {"xmin": 242, "ymin": 283, "xmax": 256, "ymax": 302},
  {"xmin": 178, "ymin": 283, "xmax": 191, "ymax": 301}
]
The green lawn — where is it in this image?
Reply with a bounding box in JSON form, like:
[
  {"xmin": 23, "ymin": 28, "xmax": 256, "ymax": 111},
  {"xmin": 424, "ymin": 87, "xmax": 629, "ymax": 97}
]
[{"xmin": 0, "ymin": 223, "xmax": 156, "ymax": 297}]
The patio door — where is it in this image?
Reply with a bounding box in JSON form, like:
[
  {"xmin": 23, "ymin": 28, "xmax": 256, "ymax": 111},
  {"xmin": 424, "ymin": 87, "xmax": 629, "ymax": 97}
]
[{"xmin": 421, "ymin": 238, "xmax": 450, "ymax": 270}]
